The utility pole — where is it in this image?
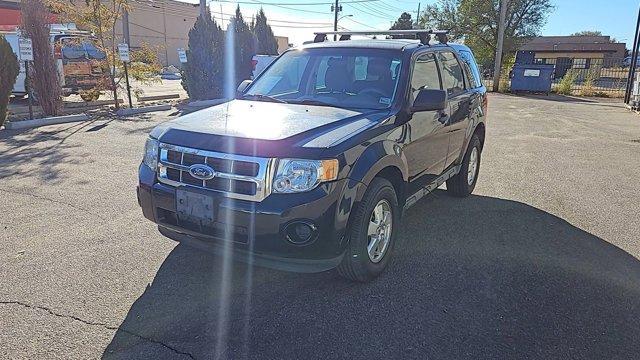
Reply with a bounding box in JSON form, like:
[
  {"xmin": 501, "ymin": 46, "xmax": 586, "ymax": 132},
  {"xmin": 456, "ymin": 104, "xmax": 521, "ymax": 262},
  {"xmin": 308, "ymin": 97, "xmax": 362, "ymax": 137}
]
[
  {"xmin": 332, "ymin": 0, "xmax": 340, "ymax": 40},
  {"xmin": 415, "ymin": 2, "xmax": 420, "ymax": 29},
  {"xmin": 200, "ymin": 0, "xmax": 206, "ymax": 17},
  {"xmin": 492, "ymin": 0, "xmax": 507, "ymax": 92}
]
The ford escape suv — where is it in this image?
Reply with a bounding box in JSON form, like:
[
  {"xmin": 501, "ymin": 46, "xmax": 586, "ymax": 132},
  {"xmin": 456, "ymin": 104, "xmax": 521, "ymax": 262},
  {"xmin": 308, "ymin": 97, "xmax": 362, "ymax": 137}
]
[{"xmin": 137, "ymin": 30, "xmax": 487, "ymax": 282}]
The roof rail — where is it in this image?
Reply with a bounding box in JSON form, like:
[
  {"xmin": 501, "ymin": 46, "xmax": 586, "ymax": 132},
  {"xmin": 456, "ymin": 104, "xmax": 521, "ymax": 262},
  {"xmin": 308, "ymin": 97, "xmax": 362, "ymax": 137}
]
[{"xmin": 312, "ymin": 30, "xmax": 449, "ymax": 45}]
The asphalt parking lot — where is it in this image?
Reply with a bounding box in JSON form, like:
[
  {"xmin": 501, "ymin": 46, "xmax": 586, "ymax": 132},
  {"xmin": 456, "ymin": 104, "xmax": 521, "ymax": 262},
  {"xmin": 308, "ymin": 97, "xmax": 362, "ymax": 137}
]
[{"xmin": 1, "ymin": 93, "xmax": 640, "ymax": 359}]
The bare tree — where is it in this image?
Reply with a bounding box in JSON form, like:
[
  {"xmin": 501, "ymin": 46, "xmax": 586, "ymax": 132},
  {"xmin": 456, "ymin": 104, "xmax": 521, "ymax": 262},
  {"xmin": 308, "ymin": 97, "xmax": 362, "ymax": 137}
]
[{"xmin": 21, "ymin": 0, "xmax": 62, "ymax": 115}]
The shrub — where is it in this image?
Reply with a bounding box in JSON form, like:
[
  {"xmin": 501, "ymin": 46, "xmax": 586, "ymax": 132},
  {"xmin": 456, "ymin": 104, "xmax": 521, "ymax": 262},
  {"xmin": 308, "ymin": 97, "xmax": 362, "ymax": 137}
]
[
  {"xmin": 0, "ymin": 35, "xmax": 19, "ymax": 126},
  {"xmin": 556, "ymin": 69, "xmax": 578, "ymax": 95},
  {"xmin": 580, "ymin": 68, "xmax": 599, "ymax": 97}
]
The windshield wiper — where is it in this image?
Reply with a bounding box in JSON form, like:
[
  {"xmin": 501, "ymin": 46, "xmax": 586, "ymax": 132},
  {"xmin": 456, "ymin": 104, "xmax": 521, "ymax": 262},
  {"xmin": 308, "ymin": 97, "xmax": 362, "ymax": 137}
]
[
  {"xmin": 242, "ymin": 94, "xmax": 287, "ymax": 104},
  {"xmin": 288, "ymin": 99, "xmax": 342, "ymax": 108}
]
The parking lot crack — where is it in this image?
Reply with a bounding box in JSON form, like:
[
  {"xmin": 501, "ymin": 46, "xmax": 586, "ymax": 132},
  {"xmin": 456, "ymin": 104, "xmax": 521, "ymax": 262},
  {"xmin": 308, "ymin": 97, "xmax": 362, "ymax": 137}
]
[
  {"xmin": 0, "ymin": 188, "xmax": 97, "ymax": 217},
  {"xmin": 0, "ymin": 300, "xmax": 195, "ymax": 359}
]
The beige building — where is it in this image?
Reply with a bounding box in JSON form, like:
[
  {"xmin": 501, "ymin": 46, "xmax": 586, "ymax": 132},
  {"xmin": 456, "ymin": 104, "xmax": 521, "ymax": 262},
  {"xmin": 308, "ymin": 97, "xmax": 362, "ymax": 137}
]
[
  {"xmin": 117, "ymin": 0, "xmax": 289, "ymax": 66},
  {"xmin": 1, "ymin": 0, "xmax": 288, "ymax": 67},
  {"xmin": 116, "ymin": 0, "xmax": 199, "ymax": 67}
]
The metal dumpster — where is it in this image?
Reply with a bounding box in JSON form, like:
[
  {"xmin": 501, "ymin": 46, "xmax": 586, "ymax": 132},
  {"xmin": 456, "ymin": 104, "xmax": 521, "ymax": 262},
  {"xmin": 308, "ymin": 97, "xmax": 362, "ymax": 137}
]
[{"xmin": 510, "ymin": 64, "xmax": 555, "ymax": 95}]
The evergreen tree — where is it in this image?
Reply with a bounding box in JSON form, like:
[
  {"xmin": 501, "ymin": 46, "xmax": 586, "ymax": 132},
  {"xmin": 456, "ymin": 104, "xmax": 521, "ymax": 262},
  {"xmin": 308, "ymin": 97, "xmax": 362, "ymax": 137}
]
[
  {"xmin": 0, "ymin": 35, "xmax": 19, "ymax": 126},
  {"xmin": 390, "ymin": 12, "xmax": 415, "ymax": 39},
  {"xmin": 230, "ymin": 6, "xmax": 257, "ymax": 85},
  {"xmin": 182, "ymin": 8, "xmax": 224, "ymax": 100},
  {"xmin": 253, "ymin": 8, "xmax": 279, "ymax": 55},
  {"xmin": 390, "ymin": 12, "xmax": 414, "ymax": 30}
]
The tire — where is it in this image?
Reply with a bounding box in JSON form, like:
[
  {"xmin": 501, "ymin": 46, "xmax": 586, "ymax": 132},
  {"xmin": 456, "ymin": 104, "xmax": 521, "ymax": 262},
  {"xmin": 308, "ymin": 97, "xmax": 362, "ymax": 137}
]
[
  {"xmin": 446, "ymin": 134, "xmax": 482, "ymax": 197},
  {"xmin": 337, "ymin": 178, "xmax": 400, "ymax": 282}
]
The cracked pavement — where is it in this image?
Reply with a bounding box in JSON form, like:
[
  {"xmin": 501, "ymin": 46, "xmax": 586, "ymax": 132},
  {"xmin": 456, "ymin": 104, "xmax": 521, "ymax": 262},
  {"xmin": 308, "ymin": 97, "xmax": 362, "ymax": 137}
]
[{"xmin": 1, "ymin": 94, "xmax": 640, "ymax": 359}]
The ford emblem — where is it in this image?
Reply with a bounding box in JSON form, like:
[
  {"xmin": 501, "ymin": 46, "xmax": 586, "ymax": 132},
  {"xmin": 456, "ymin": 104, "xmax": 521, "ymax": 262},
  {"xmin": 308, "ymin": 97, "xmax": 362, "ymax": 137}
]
[{"xmin": 189, "ymin": 164, "xmax": 216, "ymax": 180}]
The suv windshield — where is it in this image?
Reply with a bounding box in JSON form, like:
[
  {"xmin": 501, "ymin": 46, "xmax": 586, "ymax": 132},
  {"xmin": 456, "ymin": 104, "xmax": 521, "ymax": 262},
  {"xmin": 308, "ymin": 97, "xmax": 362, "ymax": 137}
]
[{"xmin": 244, "ymin": 48, "xmax": 403, "ymax": 110}]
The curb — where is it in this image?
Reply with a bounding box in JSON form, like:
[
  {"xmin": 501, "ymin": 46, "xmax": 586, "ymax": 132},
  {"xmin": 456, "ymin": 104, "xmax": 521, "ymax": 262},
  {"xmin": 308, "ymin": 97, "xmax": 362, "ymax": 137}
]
[
  {"xmin": 186, "ymin": 98, "xmax": 229, "ymax": 108},
  {"xmin": 116, "ymin": 104, "xmax": 173, "ymax": 116},
  {"xmin": 138, "ymin": 94, "xmax": 180, "ymax": 102},
  {"xmin": 65, "ymin": 99, "xmax": 123, "ymax": 108},
  {"xmin": 4, "ymin": 113, "xmax": 90, "ymax": 130}
]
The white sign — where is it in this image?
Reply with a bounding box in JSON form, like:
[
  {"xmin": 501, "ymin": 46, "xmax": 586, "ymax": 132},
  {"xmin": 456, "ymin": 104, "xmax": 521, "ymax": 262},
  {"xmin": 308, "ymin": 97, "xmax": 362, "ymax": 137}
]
[
  {"xmin": 524, "ymin": 69, "xmax": 540, "ymax": 77},
  {"xmin": 177, "ymin": 48, "xmax": 187, "ymax": 63},
  {"xmin": 117, "ymin": 43, "xmax": 130, "ymax": 62},
  {"xmin": 18, "ymin": 38, "xmax": 33, "ymax": 61}
]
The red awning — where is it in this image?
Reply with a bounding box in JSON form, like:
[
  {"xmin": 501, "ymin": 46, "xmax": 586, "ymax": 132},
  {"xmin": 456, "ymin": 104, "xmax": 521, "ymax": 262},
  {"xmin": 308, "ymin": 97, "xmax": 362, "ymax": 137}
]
[{"xmin": 0, "ymin": 8, "xmax": 21, "ymax": 26}]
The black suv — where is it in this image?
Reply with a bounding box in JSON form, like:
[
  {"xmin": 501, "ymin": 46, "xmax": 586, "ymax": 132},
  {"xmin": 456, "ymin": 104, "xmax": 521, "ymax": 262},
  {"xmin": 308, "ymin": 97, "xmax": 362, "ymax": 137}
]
[{"xmin": 137, "ymin": 30, "xmax": 487, "ymax": 282}]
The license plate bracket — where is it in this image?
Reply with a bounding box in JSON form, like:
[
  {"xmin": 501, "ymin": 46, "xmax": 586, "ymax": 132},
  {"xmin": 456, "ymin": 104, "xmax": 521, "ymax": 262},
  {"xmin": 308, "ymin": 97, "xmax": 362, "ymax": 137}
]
[{"xmin": 176, "ymin": 188, "xmax": 215, "ymax": 225}]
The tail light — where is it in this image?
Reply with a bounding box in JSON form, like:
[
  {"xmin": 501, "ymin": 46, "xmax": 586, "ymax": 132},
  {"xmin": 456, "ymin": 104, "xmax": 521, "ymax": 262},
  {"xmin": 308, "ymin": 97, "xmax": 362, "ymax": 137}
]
[{"xmin": 54, "ymin": 44, "xmax": 62, "ymax": 59}]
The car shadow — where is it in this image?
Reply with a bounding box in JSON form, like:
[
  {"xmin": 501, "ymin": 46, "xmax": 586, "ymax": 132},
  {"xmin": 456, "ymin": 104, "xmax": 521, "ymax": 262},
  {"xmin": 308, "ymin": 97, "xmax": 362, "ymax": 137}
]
[{"xmin": 102, "ymin": 191, "xmax": 640, "ymax": 360}]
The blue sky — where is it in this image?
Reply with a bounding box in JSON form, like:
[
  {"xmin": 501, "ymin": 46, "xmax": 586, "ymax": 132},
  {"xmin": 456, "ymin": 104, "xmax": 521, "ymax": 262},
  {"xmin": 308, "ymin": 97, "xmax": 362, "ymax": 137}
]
[{"xmin": 189, "ymin": 0, "xmax": 636, "ymax": 46}]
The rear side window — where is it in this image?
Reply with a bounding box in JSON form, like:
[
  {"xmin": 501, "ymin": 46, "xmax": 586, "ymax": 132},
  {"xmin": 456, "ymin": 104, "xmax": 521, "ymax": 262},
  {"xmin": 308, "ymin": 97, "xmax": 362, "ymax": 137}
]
[
  {"xmin": 458, "ymin": 50, "xmax": 482, "ymax": 88},
  {"xmin": 437, "ymin": 52, "xmax": 465, "ymax": 96},
  {"xmin": 410, "ymin": 53, "xmax": 441, "ymax": 100}
]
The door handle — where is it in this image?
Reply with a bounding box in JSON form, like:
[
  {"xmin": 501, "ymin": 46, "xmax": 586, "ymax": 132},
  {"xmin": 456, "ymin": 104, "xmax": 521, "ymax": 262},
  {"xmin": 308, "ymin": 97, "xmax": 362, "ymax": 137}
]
[{"xmin": 437, "ymin": 111, "xmax": 448, "ymax": 124}]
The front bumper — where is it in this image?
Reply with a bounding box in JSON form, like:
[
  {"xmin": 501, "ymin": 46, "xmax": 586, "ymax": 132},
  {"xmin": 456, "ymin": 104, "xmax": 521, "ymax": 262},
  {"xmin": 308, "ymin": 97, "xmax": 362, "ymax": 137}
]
[{"xmin": 137, "ymin": 164, "xmax": 365, "ymax": 272}]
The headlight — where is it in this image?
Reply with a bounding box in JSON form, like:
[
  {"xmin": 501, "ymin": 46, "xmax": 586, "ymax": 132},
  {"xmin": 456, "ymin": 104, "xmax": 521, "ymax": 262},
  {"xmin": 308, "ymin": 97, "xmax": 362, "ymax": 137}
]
[
  {"xmin": 142, "ymin": 138, "xmax": 159, "ymax": 170},
  {"xmin": 273, "ymin": 159, "xmax": 339, "ymax": 193}
]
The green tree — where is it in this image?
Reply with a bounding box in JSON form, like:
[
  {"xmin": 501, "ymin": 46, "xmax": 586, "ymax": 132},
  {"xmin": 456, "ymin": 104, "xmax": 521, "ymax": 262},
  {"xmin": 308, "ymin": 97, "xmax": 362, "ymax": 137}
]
[
  {"xmin": 421, "ymin": 0, "xmax": 553, "ymax": 69},
  {"xmin": 0, "ymin": 35, "xmax": 20, "ymax": 126},
  {"xmin": 182, "ymin": 8, "xmax": 224, "ymax": 100},
  {"xmin": 252, "ymin": 8, "xmax": 278, "ymax": 55},
  {"xmin": 571, "ymin": 30, "xmax": 617, "ymax": 43},
  {"xmin": 390, "ymin": 12, "xmax": 414, "ymax": 30},
  {"xmin": 571, "ymin": 30, "xmax": 603, "ymax": 36},
  {"xmin": 230, "ymin": 6, "xmax": 257, "ymax": 85}
]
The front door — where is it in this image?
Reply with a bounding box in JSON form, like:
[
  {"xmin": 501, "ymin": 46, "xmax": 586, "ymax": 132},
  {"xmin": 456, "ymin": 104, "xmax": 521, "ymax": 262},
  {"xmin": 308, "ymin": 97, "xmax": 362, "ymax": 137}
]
[{"xmin": 403, "ymin": 52, "xmax": 450, "ymax": 194}]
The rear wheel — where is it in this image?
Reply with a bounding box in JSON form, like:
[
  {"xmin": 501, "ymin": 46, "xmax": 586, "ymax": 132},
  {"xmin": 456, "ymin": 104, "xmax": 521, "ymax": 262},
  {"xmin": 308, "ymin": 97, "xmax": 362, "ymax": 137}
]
[
  {"xmin": 446, "ymin": 134, "xmax": 481, "ymax": 197},
  {"xmin": 337, "ymin": 178, "xmax": 399, "ymax": 282}
]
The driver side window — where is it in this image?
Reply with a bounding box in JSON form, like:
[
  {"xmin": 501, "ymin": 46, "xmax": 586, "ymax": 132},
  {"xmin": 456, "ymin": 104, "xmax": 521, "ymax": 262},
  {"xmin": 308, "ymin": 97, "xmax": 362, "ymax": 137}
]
[{"xmin": 410, "ymin": 53, "xmax": 442, "ymax": 101}]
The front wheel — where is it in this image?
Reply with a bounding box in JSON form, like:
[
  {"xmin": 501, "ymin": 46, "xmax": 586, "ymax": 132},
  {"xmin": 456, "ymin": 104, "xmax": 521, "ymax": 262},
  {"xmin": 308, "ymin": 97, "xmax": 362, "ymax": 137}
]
[
  {"xmin": 337, "ymin": 178, "xmax": 399, "ymax": 282},
  {"xmin": 446, "ymin": 134, "xmax": 482, "ymax": 197}
]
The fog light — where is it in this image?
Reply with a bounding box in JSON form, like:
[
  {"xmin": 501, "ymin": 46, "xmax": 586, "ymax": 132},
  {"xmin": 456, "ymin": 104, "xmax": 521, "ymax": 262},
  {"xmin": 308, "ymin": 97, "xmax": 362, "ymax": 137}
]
[{"xmin": 284, "ymin": 221, "xmax": 317, "ymax": 244}]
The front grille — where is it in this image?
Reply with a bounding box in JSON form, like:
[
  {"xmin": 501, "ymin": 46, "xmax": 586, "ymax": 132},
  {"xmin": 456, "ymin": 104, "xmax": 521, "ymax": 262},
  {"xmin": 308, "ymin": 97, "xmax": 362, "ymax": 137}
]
[{"xmin": 157, "ymin": 143, "xmax": 275, "ymax": 201}]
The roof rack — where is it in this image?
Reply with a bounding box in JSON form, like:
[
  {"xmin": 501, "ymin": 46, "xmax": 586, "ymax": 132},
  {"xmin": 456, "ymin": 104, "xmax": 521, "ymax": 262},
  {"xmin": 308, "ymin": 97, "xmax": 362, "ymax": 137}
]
[{"xmin": 312, "ymin": 30, "xmax": 449, "ymax": 45}]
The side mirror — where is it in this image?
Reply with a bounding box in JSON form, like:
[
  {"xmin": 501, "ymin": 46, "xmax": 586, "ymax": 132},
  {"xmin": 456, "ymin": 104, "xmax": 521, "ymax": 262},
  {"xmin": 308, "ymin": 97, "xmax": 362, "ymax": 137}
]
[
  {"xmin": 236, "ymin": 80, "xmax": 252, "ymax": 98},
  {"xmin": 411, "ymin": 89, "xmax": 447, "ymax": 112}
]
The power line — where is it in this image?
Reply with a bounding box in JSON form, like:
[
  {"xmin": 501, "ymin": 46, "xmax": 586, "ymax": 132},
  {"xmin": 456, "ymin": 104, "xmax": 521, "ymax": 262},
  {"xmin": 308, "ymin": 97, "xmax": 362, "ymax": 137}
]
[
  {"xmin": 358, "ymin": 2, "xmax": 395, "ymax": 17},
  {"xmin": 343, "ymin": 16, "xmax": 377, "ymax": 29},
  {"xmin": 134, "ymin": 0, "xmax": 334, "ymax": 25},
  {"xmin": 374, "ymin": 0, "xmax": 406, "ymax": 12},
  {"xmin": 345, "ymin": 3, "xmax": 393, "ymax": 19},
  {"xmin": 210, "ymin": 0, "xmax": 380, "ymax": 5},
  {"xmin": 232, "ymin": 0, "xmax": 331, "ymax": 14}
]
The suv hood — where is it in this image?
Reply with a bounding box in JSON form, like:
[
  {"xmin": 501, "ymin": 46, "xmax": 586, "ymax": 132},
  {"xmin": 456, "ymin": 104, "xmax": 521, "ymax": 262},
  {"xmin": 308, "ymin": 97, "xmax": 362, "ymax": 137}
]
[{"xmin": 152, "ymin": 100, "xmax": 390, "ymax": 156}]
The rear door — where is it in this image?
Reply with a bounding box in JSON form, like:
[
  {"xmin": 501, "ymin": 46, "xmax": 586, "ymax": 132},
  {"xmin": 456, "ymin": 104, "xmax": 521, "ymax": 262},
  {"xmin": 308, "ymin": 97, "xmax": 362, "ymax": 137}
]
[
  {"xmin": 436, "ymin": 51, "xmax": 471, "ymax": 169},
  {"xmin": 404, "ymin": 52, "xmax": 450, "ymax": 193}
]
